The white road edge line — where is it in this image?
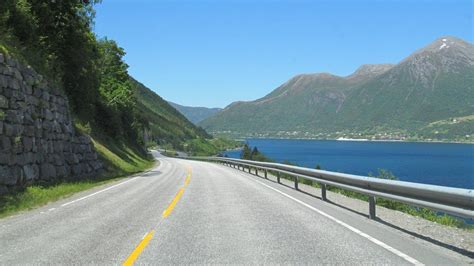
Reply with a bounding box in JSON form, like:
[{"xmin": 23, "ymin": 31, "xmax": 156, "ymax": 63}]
[
  {"xmin": 61, "ymin": 178, "xmax": 137, "ymax": 207},
  {"xmin": 251, "ymin": 178, "xmax": 424, "ymax": 266},
  {"xmin": 60, "ymin": 160, "xmax": 167, "ymax": 208}
]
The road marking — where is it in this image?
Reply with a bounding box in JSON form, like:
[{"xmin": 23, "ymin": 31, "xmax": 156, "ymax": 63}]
[
  {"xmin": 61, "ymin": 177, "xmax": 138, "ymax": 207},
  {"xmin": 48, "ymin": 208, "xmax": 56, "ymax": 211},
  {"xmin": 122, "ymin": 230, "xmax": 155, "ymax": 266},
  {"xmin": 123, "ymin": 165, "xmax": 192, "ymax": 264},
  {"xmin": 185, "ymin": 167, "xmax": 192, "ymax": 186},
  {"xmin": 162, "ymin": 188, "xmax": 185, "ymax": 218},
  {"xmin": 61, "ymin": 161, "xmax": 165, "ymax": 208},
  {"xmin": 163, "ymin": 166, "xmax": 191, "ymax": 217},
  {"xmin": 251, "ymin": 178, "xmax": 423, "ymax": 266}
]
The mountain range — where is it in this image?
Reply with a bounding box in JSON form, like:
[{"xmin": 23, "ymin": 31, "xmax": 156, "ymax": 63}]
[
  {"xmin": 199, "ymin": 36, "xmax": 474, "ymax": 142},
  {"xmin": 168, "ymin": 102, "xmax": 222, "ymax": 124}
]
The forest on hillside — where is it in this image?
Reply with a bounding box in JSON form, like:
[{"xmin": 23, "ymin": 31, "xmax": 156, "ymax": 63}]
[{"xmin": 0, "ymin": 0, "xmax": 216, "ymax": 151}]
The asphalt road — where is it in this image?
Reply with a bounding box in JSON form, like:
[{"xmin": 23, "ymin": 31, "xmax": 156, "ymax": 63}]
[{"xmin": 0, "ymin": 151, "xmax": 470, "ymax": 265}]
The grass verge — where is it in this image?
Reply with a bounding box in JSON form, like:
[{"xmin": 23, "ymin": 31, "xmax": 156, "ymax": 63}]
[
  {"xmin": 0, "ymin": 177, "xmax": 124, "ymax": 219},
  {"xmin": 0, "ymin": 136, "xmax": 155, "ymax": 219}
]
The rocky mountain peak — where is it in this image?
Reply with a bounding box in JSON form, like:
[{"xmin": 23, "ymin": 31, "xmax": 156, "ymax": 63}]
[
  {"xmin": 402, "ymin": 36, "xmax": 474, "ymax": 66},
  {"xmin": 346, "ymin": 64, "xmax": 394, "ymax": 81},
  {"xmin": 418, "ymin": 36, "xmax": 472, "ymax": 54},
  {"xmin": 380, "ymin": 36, "xmax": 474, "ymax": 88}
]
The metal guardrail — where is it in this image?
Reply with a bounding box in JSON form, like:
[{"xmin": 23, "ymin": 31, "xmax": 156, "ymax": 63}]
[{"xmin": 184, "ymin": 156, "xmax": 474, "ymax": 220}]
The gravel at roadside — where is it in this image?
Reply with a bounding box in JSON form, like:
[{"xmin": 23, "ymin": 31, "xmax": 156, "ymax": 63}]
[{"xmin": 256, "ymin": 170, "xmax": 474, "ymax": 255}]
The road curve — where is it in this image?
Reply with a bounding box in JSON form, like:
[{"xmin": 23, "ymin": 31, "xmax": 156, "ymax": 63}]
[{"xmin": 0, "ymin": 151, "xmax": 470, "ymax": 264}]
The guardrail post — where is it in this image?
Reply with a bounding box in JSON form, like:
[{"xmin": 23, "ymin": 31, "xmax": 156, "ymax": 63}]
[
  {"xmin": 369, "ymin": 196, "xmax": 376, "ymax": 219},
  {"xmin": 255, "ymin": 168, "xmax": 258, "ymax": 176},
  {"xmin": 321, "ymin": 184, "xmax": 327, "ymax": 201},
  {"xmin": 190, "ymin": 157, "xmax": 474, "ymax": 220},
  {"xmin": 264, "ymin": 169, "xmax": 267, "ymax": 179}
]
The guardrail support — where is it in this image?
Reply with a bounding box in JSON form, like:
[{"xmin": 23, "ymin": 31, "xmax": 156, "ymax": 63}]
[
  {"xmin": 194, "ymin": 157, "xmax": 474, "ymax": 220},
  {"xmin": 369, "ymin": 196, "xmax": 376, "ymax": 219},
  {"xmin": 255, "ymin": 168, "xmax": 258, "ymax": 176},
  {"xmin": 264, "ymin": 169, "xmax": 267, "ymax": 179},
  {"xmin": 321, "ymin": 184, "xmax": 327, "ymax": 201}
]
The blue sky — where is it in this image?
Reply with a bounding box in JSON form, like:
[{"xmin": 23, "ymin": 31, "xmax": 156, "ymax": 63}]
[{"xmin": 94, "ymin": 0, "xmax": 472, "ymax": 108}]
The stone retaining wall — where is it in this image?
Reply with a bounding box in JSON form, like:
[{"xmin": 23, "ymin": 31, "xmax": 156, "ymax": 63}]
[{"xmin": 0, "ymin": 54, "xmax": 102, "ymax": 194}]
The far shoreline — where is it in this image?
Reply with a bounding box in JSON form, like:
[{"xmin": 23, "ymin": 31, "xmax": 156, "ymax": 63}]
[{"xmin": 232, "ymin": 137, "xmax": 474, "ymax": 145}]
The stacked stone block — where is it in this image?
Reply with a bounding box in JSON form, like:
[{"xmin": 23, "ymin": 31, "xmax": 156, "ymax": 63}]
[{"xmin": 0, "ymin": 54, "xmax": 102, "ymax": 194}]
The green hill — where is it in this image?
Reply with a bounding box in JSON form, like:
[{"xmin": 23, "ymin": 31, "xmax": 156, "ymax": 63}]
[
  {"xmin": 200, "ymin": 37, "xmax": 474, "ymax": 142},
  {"xmin": 132, "ymin": 78, "xmax": 210, "ymax": 147},
  {"xmin": 0, "ymin": 0, "xmax": 222, "ymax": 178},
  {"xmin": 168, "ymin": 101, "xmax": 222, "ymax": 124}
]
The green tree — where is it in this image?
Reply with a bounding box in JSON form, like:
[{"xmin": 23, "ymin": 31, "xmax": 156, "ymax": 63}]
[
  {"xmin": 241, "ymin": 144, "xmax": 252, "ymax": 159},
  {"xmin": 1, "ymin": 0, "xmax": 103, "ymax": 118},
  {"xmin": 251, "ymin": 147, "xmax": 259, "ymax": 159},
  {"xmin": 97, "ymin": 38, "xmax": 133, "ymax": 108}
]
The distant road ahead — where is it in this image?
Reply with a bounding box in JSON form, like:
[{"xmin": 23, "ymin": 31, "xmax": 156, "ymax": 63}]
[{"xmin": 0, "ymin": 151, "xmax": 470, "ymax": 264}]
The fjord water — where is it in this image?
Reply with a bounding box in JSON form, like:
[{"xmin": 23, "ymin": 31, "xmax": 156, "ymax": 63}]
[{"xmin": 225, "ymin": 139, "xmax": 474, "ymax": 189}]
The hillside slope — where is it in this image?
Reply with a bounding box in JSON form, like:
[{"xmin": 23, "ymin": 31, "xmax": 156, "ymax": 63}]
[
  {"xmin": 168, "ymin": 101, "xmax": 222, "ymax": 124},
  {"xmin": 0, "ymin": 1, "xmax": 214, "ymax": 184},
  {"xmin": 132, "ymin": 79, "xmax": 210, "ymax": 147},
  {"xmin": 200, "ymin": 37, "xmax": 474, "ymax": 141}
]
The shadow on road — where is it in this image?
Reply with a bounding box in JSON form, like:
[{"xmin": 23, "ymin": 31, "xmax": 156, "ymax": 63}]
[
  {"xmin": 244, "ymin": 169, "xmax": 474, "ymax": 260},
  {"xmin": 376, "ymin": 218, "xmax": 474, "ymax": 259}
]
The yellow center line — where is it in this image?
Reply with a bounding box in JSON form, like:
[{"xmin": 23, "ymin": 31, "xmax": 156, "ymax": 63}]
[
  {"xmin": 185, "ymin": 167, "xmax": 192, "ymax": 185},
  {"xmin": 162, "ymin": 188, "xmax": 185, "ymax": 218},
  {"xmin": 122, "ymin": 230, "xmax": 155, "ymax": 266},
  {"xmin": 185, "ymin": 174, "xmax": 191, "ymax": 186},
  {"xmin": 122, "ymin": 166, "xmax": 193, "ymax": 265}
]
